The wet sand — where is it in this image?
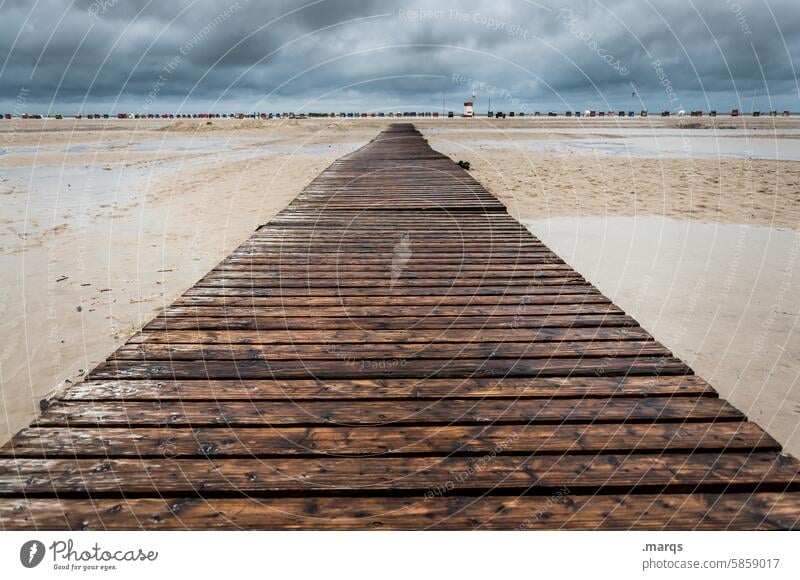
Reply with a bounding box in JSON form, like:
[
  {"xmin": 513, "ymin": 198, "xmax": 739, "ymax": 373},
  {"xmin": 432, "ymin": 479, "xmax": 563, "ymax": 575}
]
[
  {"xmin": 0, "ymin": 118, "xmax": 372, "ymax": 443},
  {"xmin": 423, "ymin": 121, "xmax": 800, "ymax": 230},
  {"xmin": 528, "ymin": 217, "xmax": 800, "ymax": 456},
  {"xmin": 1, "ymin": 116, "xmax": 799, "ymax": 454}
]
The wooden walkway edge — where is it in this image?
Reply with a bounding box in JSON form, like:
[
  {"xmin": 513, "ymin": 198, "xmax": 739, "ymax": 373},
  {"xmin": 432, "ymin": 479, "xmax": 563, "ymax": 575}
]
[{"xmin": 1, "ymin": 123, "xmax": 799, "ymax": 530}]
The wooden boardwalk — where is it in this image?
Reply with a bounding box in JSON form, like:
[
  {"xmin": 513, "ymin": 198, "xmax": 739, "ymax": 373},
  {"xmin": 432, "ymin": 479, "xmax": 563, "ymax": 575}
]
[{"xmin": 2, "ymin": 123, "xmax": 799, "ymax": 529}]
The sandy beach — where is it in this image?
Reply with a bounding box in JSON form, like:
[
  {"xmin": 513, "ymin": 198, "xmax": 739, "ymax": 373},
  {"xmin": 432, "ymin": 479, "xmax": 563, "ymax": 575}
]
[
  {"xmin": 1, "ymin": 116, "xmax": 799, "ymax": 456},
  {"xmin": 423, "ymin": 118, "xmax": 800, "ymax": 230}
]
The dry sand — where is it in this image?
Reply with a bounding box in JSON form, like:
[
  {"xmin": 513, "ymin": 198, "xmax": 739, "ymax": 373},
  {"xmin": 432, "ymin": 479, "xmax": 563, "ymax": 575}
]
[{"xmin": 1, "ymin": 116, "xmax": 799, "ymax": 455}]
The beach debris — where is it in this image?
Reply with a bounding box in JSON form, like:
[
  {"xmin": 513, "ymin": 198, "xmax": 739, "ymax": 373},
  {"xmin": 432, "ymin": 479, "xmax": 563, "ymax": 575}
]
[
  {"xmin": 457, "ymin": 160, "xmax": 471, "ymax": 170},
  {"xmin": 76, "ymin": 305, "xmax": 82, "ymax": 312},
  {"xmin": 56, "ymin": 275, "xmax": 69, "ymax": 282}
]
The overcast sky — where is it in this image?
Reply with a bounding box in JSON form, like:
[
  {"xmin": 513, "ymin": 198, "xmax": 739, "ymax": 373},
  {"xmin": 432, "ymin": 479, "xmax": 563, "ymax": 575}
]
[{"xmin": 2, "ymin": 0, "xmax": 799, "ymax": 114}]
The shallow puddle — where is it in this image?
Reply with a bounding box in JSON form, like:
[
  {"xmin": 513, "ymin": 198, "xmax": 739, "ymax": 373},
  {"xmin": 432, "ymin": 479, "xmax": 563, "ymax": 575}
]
[{"xmin": 527, "ymin": 215, "xmax": 800, "ymax": 456}]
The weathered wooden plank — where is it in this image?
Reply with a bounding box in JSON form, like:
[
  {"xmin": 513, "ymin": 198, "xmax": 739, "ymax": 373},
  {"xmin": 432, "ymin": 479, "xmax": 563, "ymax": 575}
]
[
  {"xmin": 160, "ymin": 304, "xmax": 621, "ymax": 318},
  {"xmin": 4, "ymin": 493, "xmax": 799, "ymax": 530},
  {"xmin": 224, "ymin": 247, "xmax": 552, "ymax": 253},
  {"xmin": 109, "ymin": 340, "xmax": 670, "ymax": 362},
  {"xmin": 143, "ymin": 314, "xmax": 638, "ymax": 331},
  {"xmin": 181, "ymin": 284, "xmax": 598, "ymax": 297},
  {"xmin": 210, "ymin": 266, "xmax": 576, "ymax": 277},
  {"xmin": 214, "ymin": 274, "xmax": 575, "ymax": 286},
  {"xmin": 128, "ymin": 327, "xmax": 652, "ymax": 345},
  {"xmin": 227, "ymin": 253, "xmax": 563, "ymax": 262},
  {"xmin": 34, "ymin": 397, "xmax": 740, "ymax": 427},
  {"xmin": 218, "ymin": 254, "xmax": 565, "ymax": 262},
  {"xmin": 194, "ymin": 276, "xmax": 587, "ymax": 289},
  {"xmin": 58, "ymin": 375, "xmax": 717, "ymax": 401},
  {"xmin": 87, "ymin": 356, "xmax": 691, "ymax": 380},
  {"xmin": 1, "ymin": 453, "xmax": 797, "ymax": 494},
  {"xmin": 172, "ymin": 294, "xmax": 609, "ymax": 307},
  {"xmin": 3, "ymin": 422, "xmax": 777, "ymax": 458}
]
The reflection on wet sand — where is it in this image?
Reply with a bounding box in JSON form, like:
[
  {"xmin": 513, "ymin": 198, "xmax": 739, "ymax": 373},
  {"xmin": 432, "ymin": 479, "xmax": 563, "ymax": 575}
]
[{"xmin": 528, "ymin": 215, "xmax": 800, "ymax": 456}]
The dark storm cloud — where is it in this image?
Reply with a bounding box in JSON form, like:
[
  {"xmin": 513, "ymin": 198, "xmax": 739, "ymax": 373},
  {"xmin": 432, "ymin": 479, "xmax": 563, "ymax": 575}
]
[{"xmin": 1, "ymin": 0, "xmax": 798, "ymax": 113}]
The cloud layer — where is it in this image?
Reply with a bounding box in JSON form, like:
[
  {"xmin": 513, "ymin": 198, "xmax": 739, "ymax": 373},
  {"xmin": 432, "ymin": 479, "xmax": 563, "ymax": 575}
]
[{"xmin": 1, "ymin": 0, "xmax": 798, "ymax": 113}]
